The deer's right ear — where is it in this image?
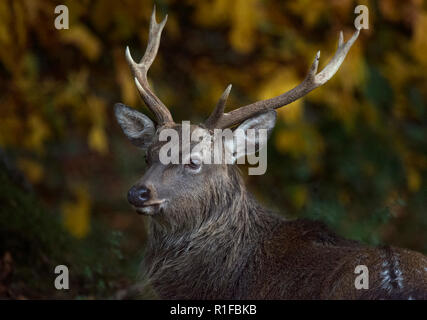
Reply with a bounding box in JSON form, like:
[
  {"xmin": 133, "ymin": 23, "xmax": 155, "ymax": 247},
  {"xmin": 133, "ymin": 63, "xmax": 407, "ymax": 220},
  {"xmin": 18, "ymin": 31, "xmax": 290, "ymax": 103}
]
[{"xmin": 114, "ymin": 103, "xmax": 155, "ymax": 149}]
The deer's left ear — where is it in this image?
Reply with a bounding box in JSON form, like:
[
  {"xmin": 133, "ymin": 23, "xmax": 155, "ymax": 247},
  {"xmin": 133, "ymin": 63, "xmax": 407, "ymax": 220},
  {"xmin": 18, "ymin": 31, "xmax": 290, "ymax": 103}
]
[
  {"xmin": 224, "ymin": 110, "xmax": 276, "ymax": 163},
  {"xmin": 114, "ymin": 103, "xmax": 156, "ymax": 149}
]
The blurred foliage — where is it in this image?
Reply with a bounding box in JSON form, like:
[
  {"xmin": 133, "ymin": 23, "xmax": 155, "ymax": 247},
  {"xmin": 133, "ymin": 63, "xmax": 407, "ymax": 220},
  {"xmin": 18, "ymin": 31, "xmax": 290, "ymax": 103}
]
[
  {"xmin": 0, "ymin": 0, "xmax": 427, "ymax": 297},
  {"xmin": 0, "ymin": 159, "xmax": 140, "ymax": 298}
]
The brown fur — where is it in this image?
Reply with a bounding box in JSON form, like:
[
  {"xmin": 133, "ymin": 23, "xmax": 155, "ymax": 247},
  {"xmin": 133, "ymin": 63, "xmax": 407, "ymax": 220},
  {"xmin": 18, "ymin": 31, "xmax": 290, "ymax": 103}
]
[
  {"xmin": 138, "ymin": 144, "xmax": 427, "ymax": 299},
  {"xmin": 115, "ymin": 109, "xmax": 427, "ymax": 300},
  {"xmin": 113, "ymin": 8, "xmax": 424, "ymax": 299}
]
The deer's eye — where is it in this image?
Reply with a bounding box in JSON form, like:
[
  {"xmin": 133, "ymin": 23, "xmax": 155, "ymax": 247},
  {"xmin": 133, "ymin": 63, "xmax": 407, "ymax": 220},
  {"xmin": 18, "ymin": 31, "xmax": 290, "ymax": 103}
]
[{"xmin": 185, "ymin": 158, "xmax": 202, "ymax": 172}]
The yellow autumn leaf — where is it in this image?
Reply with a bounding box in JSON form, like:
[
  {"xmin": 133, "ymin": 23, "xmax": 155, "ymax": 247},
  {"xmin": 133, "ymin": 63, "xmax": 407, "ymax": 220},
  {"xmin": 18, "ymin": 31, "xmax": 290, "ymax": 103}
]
[
  {"xmin": 17, "ymin": 158, "xmax": 44, "ymax": 184},
  {"xmin": 412, "ymin": 13, "xmax": 427, "ymax": 65},
  {"xmin": 12, "ymin": 0, "xmax": 27, "ymax": 48},
  {"xmin": 87, "ymin": 95, "xmax": 107, "ymax": 126},
  {"xmin": 287, "ymin": 0, "xmax": 325, "ymax": 28},
  {"xmin": 61, "ymin": 24, "xmax": 102, "ymax": 61},
  {"xmin": 86, "ymin": 95, "xmax": 109, "ymax": 154},
  {"xmin": 337, "ymin": 36, "xmax": 365, "ymax": 92},
  {"xmin": 379, "ymin": 0, "xmax": 400, "ymax": 22},
  {"xmin": 88, "ymin": 125, "xmax": 108, "ymax": 155},
  {"xmin": 292, "ymin": 185, "xmax": 308, "ymax": 209},
  {"xmin": 275, "ymin": 129, "xmax": 304, "ymax": 157},
  {"xmin": 62, "ymin": 187, "xmax": 91, "ymax": 239},
  {"xmin": 356, "ymin": 101, "xmax": 377, "ymax": 130},
  {"xmin": 257, "ymin": 68, "xmax": 303, "ymax": 123},
  {"xmin": 384, "ymin": 52, "xmax": 413, "ymax": 89},
  {"xmin": 0, "ymin": 1, "xmax": 11, "ymax": 46},
  {"xmin": 27, "ymin": 115, "xmax": 50, "ymax": 153},
  {"xmin": 229, "ymin": 0, "xmax": 258, "ymax": 53},
  {"xmin": 114, "ymin": 47, "xmax": 138, "ymax": 106},
  {"xmin": 192, "ymin": 0, "xmax": 230, "ymax": 26},
  {"xmin": 275, "ymin": 126, "xmax": 324, "ymax": 159},
  {"xmin": 0, "ymin": 114, "xmax": 22, "ymax": 148},
  {"xmin": 407, "ymin": 167, "xmax": 421, "ymax": 192}
]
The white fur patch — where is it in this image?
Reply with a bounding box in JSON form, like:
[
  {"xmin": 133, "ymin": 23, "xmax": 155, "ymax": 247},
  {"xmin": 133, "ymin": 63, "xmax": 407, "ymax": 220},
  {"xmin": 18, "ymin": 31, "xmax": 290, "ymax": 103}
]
[
  {"xmin": 380, "ymin": 268, "xmax": 392, "ymax": 290},
  {"xmin": 379, "ymin": 253, "xmax": 404, "ymax": 290}
]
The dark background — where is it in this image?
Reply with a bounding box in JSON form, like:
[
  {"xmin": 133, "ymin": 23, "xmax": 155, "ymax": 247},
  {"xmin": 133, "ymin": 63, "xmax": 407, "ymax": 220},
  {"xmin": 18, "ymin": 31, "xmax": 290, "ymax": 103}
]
[{"xmin": 0, "ymin": 0, "xmax": 426, "ymax": 299}]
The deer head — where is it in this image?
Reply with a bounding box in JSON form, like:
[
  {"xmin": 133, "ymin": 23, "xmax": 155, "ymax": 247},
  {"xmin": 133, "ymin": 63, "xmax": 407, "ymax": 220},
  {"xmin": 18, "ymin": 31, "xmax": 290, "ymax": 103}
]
[{"xmin": 114, "ymin": 7, "xmax": 360, "ymax": 228}]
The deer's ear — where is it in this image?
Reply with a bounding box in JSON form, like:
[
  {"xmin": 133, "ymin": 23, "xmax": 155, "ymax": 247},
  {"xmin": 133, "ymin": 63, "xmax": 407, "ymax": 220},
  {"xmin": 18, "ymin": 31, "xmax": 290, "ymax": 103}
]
[
  {"xmin": 114, "ymin": 103, "xmax": 155, "ymax": 149},
  {"xmin": 224, "ymin": 110, "xmax": 276, "ymax": 163}
]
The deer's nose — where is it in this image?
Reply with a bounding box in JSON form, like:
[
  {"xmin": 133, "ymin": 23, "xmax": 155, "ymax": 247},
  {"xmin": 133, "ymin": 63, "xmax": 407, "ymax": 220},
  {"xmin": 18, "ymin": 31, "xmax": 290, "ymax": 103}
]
[{"xmin": 127, "ymin": 185, "xmax": 151, "ymax": 207}]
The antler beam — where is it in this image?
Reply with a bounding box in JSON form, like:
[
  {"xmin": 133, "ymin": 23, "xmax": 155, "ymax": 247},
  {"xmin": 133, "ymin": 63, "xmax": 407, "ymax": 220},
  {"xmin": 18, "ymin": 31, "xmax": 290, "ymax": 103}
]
[
  {"xmin": 205, "ymin": 28, "xmax": 361, "ymax": 129},
  {"xmin": 125, "ymin": 6, "xmax": 174, "ymax": 125}
]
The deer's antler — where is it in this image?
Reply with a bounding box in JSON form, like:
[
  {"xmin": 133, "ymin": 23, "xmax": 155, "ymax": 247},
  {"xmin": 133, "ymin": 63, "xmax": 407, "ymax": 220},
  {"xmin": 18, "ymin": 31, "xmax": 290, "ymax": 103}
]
[
  {"xmin": 205, "ymin": 28, "xmax": 361, "ymax": 129},
  {"xmin": 125, "ymin": 6, "xmax": 174, "ymax": 125}
]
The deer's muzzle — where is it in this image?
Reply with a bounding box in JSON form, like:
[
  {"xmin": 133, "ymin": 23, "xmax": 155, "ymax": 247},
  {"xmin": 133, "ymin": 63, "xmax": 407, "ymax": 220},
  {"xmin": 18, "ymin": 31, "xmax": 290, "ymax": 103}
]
[
  {"xmin": 127, "ymin": 184, "xmax": 166, "ymax": 215},
  {"xmin": 127, "ymin": 185, "xmax": 151, "ymax": 207}
]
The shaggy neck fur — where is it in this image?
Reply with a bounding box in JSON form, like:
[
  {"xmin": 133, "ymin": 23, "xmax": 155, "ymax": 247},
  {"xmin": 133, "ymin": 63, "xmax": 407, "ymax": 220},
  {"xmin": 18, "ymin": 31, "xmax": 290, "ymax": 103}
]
[{"xmin": 142, "ymin": 166, "xmax": 277, "ymax": 299}]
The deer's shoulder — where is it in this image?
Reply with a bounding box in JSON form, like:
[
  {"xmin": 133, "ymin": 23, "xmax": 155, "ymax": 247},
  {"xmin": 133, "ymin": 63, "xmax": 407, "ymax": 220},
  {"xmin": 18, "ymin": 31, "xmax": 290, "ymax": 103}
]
[{"xmin": 268, "ymin": 217, "xmax": 361, "ymax": 249}]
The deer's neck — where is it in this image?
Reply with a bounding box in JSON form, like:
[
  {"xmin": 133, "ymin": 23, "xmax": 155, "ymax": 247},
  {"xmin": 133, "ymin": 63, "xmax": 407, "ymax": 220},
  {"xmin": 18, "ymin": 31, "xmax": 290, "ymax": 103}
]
[{"xmin": 143, "ymin": 170, "xmax": 277, "ymax": 298}]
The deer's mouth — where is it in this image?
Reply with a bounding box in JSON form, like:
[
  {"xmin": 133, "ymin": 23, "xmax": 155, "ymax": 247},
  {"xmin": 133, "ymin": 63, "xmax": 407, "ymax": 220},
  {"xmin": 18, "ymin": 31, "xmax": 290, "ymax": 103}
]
[{"xmin": 134, "ymin": 199, "xmax": 166, "ymax": 215}]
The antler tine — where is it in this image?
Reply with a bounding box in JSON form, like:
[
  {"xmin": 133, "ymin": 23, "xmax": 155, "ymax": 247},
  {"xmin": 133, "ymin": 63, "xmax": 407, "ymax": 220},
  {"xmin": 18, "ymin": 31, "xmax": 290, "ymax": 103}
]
[
  {"xmin": 125, "ymin": 6, "xmax": 174, "ymax": 125},
  {"xmin": 206, "ymin": 28, "xmax": 361, "ymax": 129},
  {"xmin": 204, "ymin": 84, "xmax": 232, "ymax": 129}
]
